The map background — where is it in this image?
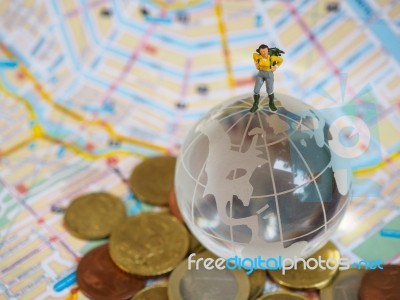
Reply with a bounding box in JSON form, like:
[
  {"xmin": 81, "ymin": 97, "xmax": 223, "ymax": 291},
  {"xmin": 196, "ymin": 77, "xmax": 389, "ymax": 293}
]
[{"xmin": 0, "ymin": 0, "xmax": 399, "ymax": 299}]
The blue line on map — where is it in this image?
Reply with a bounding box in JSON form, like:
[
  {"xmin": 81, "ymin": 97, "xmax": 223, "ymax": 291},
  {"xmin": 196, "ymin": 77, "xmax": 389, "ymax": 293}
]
[
  {"xmin": 28, "ymin": 142, "xmax": 36, "ymax": 150},
  {"xmin": 0, "ymin": 60, "xmax": 17, "ymax": 68},
  {"xmin": 128, "ymin": 197, "xmax": 143, "ymax": 215},
  {"xmin": 347, "ymin": 0, "xmax": 400, "ymax": 63},
  {"xmin": 255, "ymin": 15, "xmax": 262, "ymax": 27},
  {"xmin": 31, "ymin": 37, "xmax": 44, "ymax": 56},
  {"xmin": 57, "ymin": 146, "xmax": 65, "ymax": 158},
  {"xmin": 91, "ymin": 56, "xmax": 101, "ymax": 69},
  {"xmin": 351, "ymin": 179, "xmax": 382, "ymax": 197},
  {"xmin": 51, "ymin": 0, "xmax": 80, "ymax": 70},
  {"xmin": 289, "ymin": 11, "xmax": 343, "ymax": 58},
  {"xmin": 380, "ymin": 229, "xmax": 400, "ymax": 238},
  {"xmin": 145, "ymin": 16, "xmax": 172, "ymax": 24},
  {"xmin": 53, "ymin": 272, "xmax": 76, "ymax": 292},
  {"xmin": 111, "ymin": 0, "xmax": 276, "ymax": 51},
  {"xmin": 305, "ymin": 41, "xmax": 373, "ymax": 98},
  {"xmin": 341, "ymin": 42, "xmax": 372, "ymax": 69},
  {"xmin": 49, "ymin": 56, "xmax": 64, "ymax": 73},
  {"xmin": 83, "ymin": 74, "xmax": 176, "ymax": 116},
  {"xmin": 104, "ymin": 43, "xmax": 255, "ymax": 79},
  {"xmin": 227, "ymin": 32, "xmax": 270, "ymax": 46},
  {"xmin": 78, "ymin": 0, "xmax": 103, "ymax": 50},
  {"xmin": 374, "ymin": 66, "xmax": 394, "ymax": 84},
  {"xmin": 142, "ymin": 0, "xmax": 211, "ymax": 12}
]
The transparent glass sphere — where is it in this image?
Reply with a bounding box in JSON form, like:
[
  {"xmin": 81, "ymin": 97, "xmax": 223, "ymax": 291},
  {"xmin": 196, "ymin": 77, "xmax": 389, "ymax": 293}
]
[{"xmin": 175, "ymin": 94, "xmax": 350, "ymax": 261}]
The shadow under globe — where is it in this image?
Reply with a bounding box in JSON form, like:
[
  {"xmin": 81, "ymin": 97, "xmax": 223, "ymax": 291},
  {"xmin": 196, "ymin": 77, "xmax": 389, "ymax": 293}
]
[{"xmin": 175, "ymin": 93, "xmax": 349, "ymax": 261}]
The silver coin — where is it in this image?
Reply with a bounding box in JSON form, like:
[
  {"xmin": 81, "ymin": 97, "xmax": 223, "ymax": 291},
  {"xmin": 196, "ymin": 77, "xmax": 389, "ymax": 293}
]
[{"xmin": 320, "ymin": 268, "xmax": 367, "ymax": 300}]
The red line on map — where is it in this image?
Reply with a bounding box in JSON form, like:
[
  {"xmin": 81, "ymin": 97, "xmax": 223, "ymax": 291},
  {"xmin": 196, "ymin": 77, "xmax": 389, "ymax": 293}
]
[
  {"xmin": 0, "ymin": 177, "xmax": 80, "ymax": 260},
  {"xmin": 180, "ymin": 56, "xmax": 192, "ymax": 103},
  {"xmin": 50, "ymin": 171, "xmax": 111, "ymax": 207},
  {"xmin": 0, "ymin": 248, "xmax": 40, "ymax": 274},
  {"xmin": 286, "ymin": 3, "xmax": 357, "ymax": 98},
  {"xmin": 99, "ymin": 11, "xmax": 167, "ymax": 104},
  {"xmin": 286, "ymin": 4, "xmax": 340, "ymax": 75}
]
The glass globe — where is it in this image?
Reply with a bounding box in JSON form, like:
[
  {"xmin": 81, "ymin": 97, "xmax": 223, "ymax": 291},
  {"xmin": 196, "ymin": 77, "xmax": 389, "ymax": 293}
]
[{"xmin": 175, "ymin": 93, "xmax": 350, "ymax": 261}]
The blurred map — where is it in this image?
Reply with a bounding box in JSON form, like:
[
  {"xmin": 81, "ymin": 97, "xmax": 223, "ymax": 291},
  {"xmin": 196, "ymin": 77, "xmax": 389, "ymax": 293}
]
[{"xmin": 0, "ymin": 0, "xmax": 399, "ymax": 299}]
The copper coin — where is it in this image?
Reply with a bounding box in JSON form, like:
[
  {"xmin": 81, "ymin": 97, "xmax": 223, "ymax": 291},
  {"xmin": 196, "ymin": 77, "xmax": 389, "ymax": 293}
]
[
  {"xmin": 359, "ymin": 264, "xmax": 400, "ymax": 300},
  {"xmin": 77, "ymin": 244, "xmax": 146, "ymax": 300},
  {"xmin": 168, "ymin": 188, "xmax": 183, "ymax": 222}
]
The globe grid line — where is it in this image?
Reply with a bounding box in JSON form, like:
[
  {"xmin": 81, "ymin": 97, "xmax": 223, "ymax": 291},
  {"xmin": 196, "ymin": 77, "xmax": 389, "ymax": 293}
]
[
  {"xmin": 192, "ymin": 190, "xmax": 350, "ymax": 246},
  {"xmin": 287, "ymin": 138, "xmax": 328, "ymax": 232},
  {"xmin": 259, "ymin": 108, "xmax": 336, "ymax": 161},
  {"xmin": 180, "ymin": 152, "xmax": 332, "ymax": 201},
  {"xmin": 179, "ymin": 106, "xmax": 253, "ymax": 188},
  {"xmin": 181, "ymin": 97, "xmax": 307, "ymax": 172},
  {"xmin": 248, "ymin": 162, "xmax": 331, "ymax": 198},
  {"xmin": 219, "ymin": 107, "xmax": 251, "ymax": 123},
  {"xmin": 190, "ymin": 160, "xmax": 207, "ymax": 226},
  {"xmin": 223, "ymin": 100, "xmax": 307, "ymax": 150},
  {"xmin": 225, "ymin": 109, "xmax": 255, "ymax": 134},
  {"xmin": 180, "ymin": 105, "xmax": 250, "ymax": 168},
  {"xmin": 180, "ymin": 148, "xmax": 333, "ymax": 200},
  {"xmin": 229, "ymin": 110, "xmax": 255, "ymax": 255},
  {"xmin": 255, "ymin": 110, "xmax": 285, "ymax": 246}
]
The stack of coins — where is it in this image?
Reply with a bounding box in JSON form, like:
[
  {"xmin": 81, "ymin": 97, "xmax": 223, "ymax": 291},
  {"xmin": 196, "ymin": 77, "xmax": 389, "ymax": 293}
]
[{"xmin": 63, "ymin": 155, "xmax": 400, "ymax": 300}]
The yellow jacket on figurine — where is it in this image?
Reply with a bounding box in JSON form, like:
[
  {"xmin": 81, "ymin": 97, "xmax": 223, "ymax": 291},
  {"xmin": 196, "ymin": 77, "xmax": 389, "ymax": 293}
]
[{"xmin": 253, "ymin": 52, "xmax": 283, "ymax": 71}]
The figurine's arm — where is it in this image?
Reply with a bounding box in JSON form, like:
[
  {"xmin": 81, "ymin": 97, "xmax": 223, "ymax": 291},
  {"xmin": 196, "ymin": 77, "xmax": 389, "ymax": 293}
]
[
  {"xmin": 253, "ymin": 52, "xmax": 260, "ymax": 70},
  {"xmin": 272, "ymin": 56, "xmax": 283, "ymax": 67}
]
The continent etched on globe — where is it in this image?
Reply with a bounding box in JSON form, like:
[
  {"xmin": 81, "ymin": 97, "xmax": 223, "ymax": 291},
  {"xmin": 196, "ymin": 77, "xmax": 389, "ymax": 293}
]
[{"xmin": 175, "ymin": 94, "xmax": 350, "ymax": 261}]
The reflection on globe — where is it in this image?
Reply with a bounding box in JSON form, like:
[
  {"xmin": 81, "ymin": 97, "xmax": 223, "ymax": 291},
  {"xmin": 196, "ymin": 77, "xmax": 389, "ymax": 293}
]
[{"xmin": 175, "ymin": 93, "xmax": 350, "ymax": 261}]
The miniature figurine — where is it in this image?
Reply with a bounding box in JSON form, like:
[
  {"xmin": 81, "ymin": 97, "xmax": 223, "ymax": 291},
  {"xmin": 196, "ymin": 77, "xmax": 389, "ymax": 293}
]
[{"xmin": 251, "ymin": 44, "xmax": 284, "ymax": 113}]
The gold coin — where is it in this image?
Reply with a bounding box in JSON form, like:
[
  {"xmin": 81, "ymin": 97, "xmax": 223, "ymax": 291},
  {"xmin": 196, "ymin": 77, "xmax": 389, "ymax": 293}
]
[
  {"xmin": 109, "ymin": 212, "xmax": 189, "ymax": 276},
  {"xmin": 320, "ymin": 267, "xmax": 367, "ymax": 300},
  {"xmin": 268, "ymin": 241, "xmax": 340, "ymax": 289},
  {"xmin": 248, "ymin": 270, "xmax": 267, "ymax": 300},
  {"xmin": 129, "ymin": 156, "xmax": 176, "ymax": 206},
  {"xmin": 256, "ymin": 291, "xmax": 309, "ymax": 300},
  {"xmin": 131, "ymin": 284, "xmax": 168, "ymax": 300},
  {"xmin": 64, "ymin": 192, "xmax": 126, "ymax": 239},
  {"xmin": 168, "ymin": 251, "xmax": 250, "ymax": 300}
]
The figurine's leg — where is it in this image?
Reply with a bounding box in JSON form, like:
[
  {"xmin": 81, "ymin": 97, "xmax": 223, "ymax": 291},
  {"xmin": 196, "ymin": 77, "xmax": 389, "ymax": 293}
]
[
  {"xmin": 266, "ymin": 72, "xmax": 277, "ymax": 112},
  {"xmin": 251, "ymin": 72, "xmax": 264, "ymax": 112}
]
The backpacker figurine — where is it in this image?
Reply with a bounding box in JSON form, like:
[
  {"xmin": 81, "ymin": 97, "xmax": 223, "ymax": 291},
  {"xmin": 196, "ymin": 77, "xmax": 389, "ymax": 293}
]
[{"xmin": 251, "ymin": 44, "xmax": 284, "ymax": 113}]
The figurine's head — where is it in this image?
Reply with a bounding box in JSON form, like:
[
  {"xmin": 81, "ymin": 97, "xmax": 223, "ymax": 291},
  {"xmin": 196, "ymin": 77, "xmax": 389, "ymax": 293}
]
[{"xmin": 256, "ymin": 44, "xmax": 269, "ymax": 58}]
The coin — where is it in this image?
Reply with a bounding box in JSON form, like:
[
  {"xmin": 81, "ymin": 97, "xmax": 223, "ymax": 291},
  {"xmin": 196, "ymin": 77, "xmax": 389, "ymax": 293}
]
[
  {"xmin": 131, "ymin": 284, "xmax": 168, "ymax": 300},
  {"xmin": 64, "ymin": 192, "xmax": 126, "ymax": 239},
  {"xmin": 129, "ymin": 156, "xmax": 176, "ymax": 206},
  {"xmin": 109, "ymin": 212, "xmax": 189, "ymax": 276},
  {"xmin": 359, "ymin": 264, "xmax": 400, "ymax": 300},
  {"xmin": 256, "ymin": 291, "xmax": 309, "ymax": 300},
  {"xmin": 168, "ymin": 251, "xmax": 250, "ymax": 300},
  {"xmin": 248, "ymin": 270, "xmax": 267, "ymax": 300},
  {"xmin": 168, "ymin": 188, "xmax": 183, "ymax": 222},
  {"xmin": 77, "ymin": 244, "xmax": 146, "ymax": 300},
  {"xmin": 320, "ymin": 268, "xmax": 367, "ymax": 300},
  {"xmin": 268, "ymin": 241, "xmax": 340, "ymax": 289}
]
